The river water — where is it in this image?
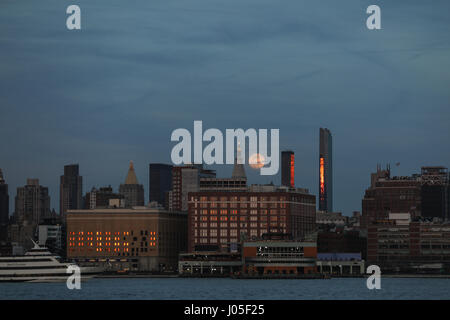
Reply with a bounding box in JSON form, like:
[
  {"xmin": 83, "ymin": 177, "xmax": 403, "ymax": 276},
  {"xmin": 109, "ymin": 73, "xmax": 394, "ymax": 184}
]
[{"xmin": 1, "ymin": 277, "xmax": 450, "ymax": 300}]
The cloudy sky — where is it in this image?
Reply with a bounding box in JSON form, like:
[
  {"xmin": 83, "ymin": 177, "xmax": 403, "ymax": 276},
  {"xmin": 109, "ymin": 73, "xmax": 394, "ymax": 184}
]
[{"xmin": 1, "ymin": 0, "xmax": 449, "ymax": 215}]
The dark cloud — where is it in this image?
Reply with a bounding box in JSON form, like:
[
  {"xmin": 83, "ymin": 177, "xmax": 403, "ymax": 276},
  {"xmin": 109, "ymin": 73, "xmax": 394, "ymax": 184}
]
[{"xmin": 0, "ymin": 0, "xmax": 449, "ymax": 214}]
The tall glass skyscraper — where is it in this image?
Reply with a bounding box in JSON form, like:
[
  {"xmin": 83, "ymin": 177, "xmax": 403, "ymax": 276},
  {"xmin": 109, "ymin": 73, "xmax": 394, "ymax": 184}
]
[{"xmin": 319, "ymin": 128, "xmax": 333, "ymax": 212}]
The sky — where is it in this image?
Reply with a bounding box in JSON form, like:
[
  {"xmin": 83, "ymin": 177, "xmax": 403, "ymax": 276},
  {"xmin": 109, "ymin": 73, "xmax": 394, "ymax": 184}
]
[{"xmin": 1, "ymin": 0, "xmax": 449, "ymax": 215}]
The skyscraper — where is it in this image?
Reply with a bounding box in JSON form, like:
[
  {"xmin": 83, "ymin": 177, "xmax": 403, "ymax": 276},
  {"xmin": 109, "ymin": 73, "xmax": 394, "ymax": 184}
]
[
  {"xmin": 319, "ymin": 128, "xmax": 333, "ymax": 212},
  {"xmin": 149, "ymin": 163, "xmax": 173, "ymax": 206},
  {"xmin": 14, "ymin": 179, "xmax": 51, "ymax": 226},
  {"xmin": 0, "ymin": 169, "xmax": 9, "ymax": 241},
  {"xmin": 60, "ymin": 164, "xmax": 83, "ymax": 215},
  {"xmin": 420, "ymin": 166, "xmax": 450, "ymax": 221},
  {"xmin": 281, "ymin": 150, "xmax": 295, "ymax": 188},
  {"xmin": 119, "ymin": 161, "xmax": 145, "ymax": 207},
  {"xmin": 169, "ymin": 164, "xmax": 216, "ymax": 212}
]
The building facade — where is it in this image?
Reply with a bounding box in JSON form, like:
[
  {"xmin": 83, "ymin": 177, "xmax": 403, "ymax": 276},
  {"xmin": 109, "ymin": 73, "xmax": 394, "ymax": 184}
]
[
  {"xmin": 317, "ymin": 229, "xmax": 367, "ymax": 259},
  {"xmin": 367, "ymin": 214, "xmax": 450, "ymax": 273},
  {"xmin": 14, "ymin": 179, "xmax": 51, "ymax": 226},
  {"xmin": 66, "ymin": 207, "xmax": 187, "ymax": 272},
  {"xmin": 119, "ymin": 161, "xmax": 145, "ymax": 207},
  {"xmin": 281, "ymin": 150, "xmax": 295, "ymax": 188},
  {"xmin": 319, "ymin": 128, "xmax": 333, "ymax": 212},
  {"xmin": 420, "ymin": 166, "xmax": 450, "ymax": 221},
  {"xmin": 38, "ymin": 223, "xmax": 63, "ymax": 254},
  {"xmin": 84, "ymin": 186, "xmax": 124, "ymax": 209},
  {"xmin": 188, "ymin": 186, "xmax": 316, "ymax": 252},
  {"xmin": 170, "ymin": 165, "xmax": 216, "ymax": 212},
  {"xmin": 60, "ymin": 164, "xmax": 83, "ymax": 216},
  {"xmin": 362, "ymin": 166, "xmax": 421, "ymax": 228},
  {"xmin": 0, "ymin": 169, "xmax": 9, "ymax": 242},
  {"xmin": 12, "ymin": 179, "xmax": 51, "ymax": 249},
  {"xmin": 149, "ymin": 163, "xmax": 172, "ymax": 206},
  {"xmin": 242, "ymin": 239, "xmax": 317, "ymax": 275}
]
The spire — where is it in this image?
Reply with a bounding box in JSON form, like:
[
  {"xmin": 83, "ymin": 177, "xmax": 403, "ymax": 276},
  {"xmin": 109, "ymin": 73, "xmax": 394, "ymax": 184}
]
[
  {"xmin": 124, "ymin": 161, "xmax": 139, "ymax": 185},
  {"xmin": 232, "ymin": 143, "xmax": 246, "ymax": 179}
]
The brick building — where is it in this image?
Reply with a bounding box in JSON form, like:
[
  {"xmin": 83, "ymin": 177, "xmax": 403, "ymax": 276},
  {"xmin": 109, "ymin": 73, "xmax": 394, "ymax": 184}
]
[
  {"xmin": 66, "ymin": 207, "xmax": 187, "ymax": 272},
  {"xmin": 367, "ymin": 213, "xmax": 450, "ymax": 273},
  {"xmin": 362, "ymin": 165, "xmax": 421, "ymax": 228},
  {"xmin": 188, "ymin": 185, "xmax": 316, "ymax": 252}
]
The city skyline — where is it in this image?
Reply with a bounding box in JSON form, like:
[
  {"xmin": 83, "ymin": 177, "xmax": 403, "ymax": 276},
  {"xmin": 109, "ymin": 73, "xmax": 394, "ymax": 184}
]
[
  {"xmin": 1, "ymin": 155, "xmax": 449, "ymax": 217},
  {"xmin": 1, "ymin": 0, "xmax": 450, "ymax": 215}
]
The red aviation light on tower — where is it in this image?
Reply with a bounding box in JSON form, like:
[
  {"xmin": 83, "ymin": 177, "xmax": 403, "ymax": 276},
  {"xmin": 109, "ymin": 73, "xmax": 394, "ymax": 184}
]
[
  {"xmin": 290, "ymin": 154, "xmax": 295, "ymax": 188},
  {"xmin": 320, "ymin": 156, "xmax": 325, "ymax": 200}
]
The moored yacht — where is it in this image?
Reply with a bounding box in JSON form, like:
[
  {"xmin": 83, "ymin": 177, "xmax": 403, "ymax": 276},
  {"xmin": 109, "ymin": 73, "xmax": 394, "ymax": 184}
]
[{"xmin": 0, "ymin": 240, "xmax": 104, "ymax": 282}]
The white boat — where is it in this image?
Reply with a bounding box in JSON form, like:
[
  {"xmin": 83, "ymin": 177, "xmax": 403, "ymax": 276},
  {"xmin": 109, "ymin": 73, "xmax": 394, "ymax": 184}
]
[{"xmin": 0, "ymin": 240, "xmax": 104, "ymax": 282}]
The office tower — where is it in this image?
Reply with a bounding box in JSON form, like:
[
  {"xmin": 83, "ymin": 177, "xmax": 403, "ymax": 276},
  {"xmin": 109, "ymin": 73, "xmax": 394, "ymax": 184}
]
[
  {"xmin": 14, "ymin": 179, "xmax": 51, "ymax": 225},
  {"xmin": 60, "ymin": 164, "xmax": 83, "ymax": 215},
  {"xmin": 420, "ymin": 166, "xmax": 450, "ymax": 220},
  {"xmin": 84, "ymin": 186, "xmax": 124, "ymax": 209},
  {"xmin": 319, "ymin": 128, "xmax": 333, "ymax": 212},
  {"xmin": 0, "ymin": 169, "xmax": 9, "ymax": 241},
  {"xmin": 119, "ymin": 161, "xmax": 145, "ymax": 207},
  {"xmin": 170, "ymin": 165, "xmax": 216, "ymax": 212},
  {"xmin": 12, "ymin": 178, "xmax": 51, "ymax": 249},
  {"xmin": 281, "ymin": 150, "xmax": 295, "ymax": 188},
  {"xmin": 149, "ymin": 163, "xmax": 173, "ymax": 206},
  {"xmin": 361, "ymin": 165, "xmax": 421, "ymax": 228}
]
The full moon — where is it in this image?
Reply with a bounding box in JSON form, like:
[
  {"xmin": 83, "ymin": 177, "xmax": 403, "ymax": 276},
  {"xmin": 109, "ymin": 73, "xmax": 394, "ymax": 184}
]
[{"xmin": 249, "ymin": 153, "xmax": 266, "ymax": 169}]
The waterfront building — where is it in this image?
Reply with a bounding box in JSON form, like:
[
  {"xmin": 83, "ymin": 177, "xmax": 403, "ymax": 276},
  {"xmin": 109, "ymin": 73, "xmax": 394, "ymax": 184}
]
[
  {"xmin": 119, "ymin": 161, "xmax": 145, "ymax": 207},
  {"xmin": 367, "ymin": 213, "xmax": 450, "ymax": 273},
  {"xmin": 242, "ymin": 237, "xmax": 317, "ymax": 275},
  {"xmin": 178, "ymin": 233, "xmax": 319, "ymax": 276},
  {"xmin": 60, "ymin": 164, "xmax": 83, "ymax": 215},
  {"xmin": 316, "ymin": 253, "xmax": 365, "ymax": 275},
  {"xmin": 319, "ymin": 128, "xmax": 333, "ymax": 212},
  {"xmin": 188, "ymin": 185, "xmax": 316, "ymax": 252},
  {"xmin": 178, "ymin": 252, "xmax": 242, "ymax": 275},
  {"xmin": 66, "ymin": 206, "xmax": 187, "ymax": 272},
  {"xmin": 317, "ymin": 228, "xmax": 367, "ymax": 260}
]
